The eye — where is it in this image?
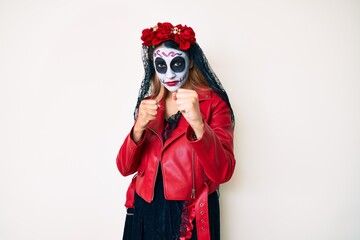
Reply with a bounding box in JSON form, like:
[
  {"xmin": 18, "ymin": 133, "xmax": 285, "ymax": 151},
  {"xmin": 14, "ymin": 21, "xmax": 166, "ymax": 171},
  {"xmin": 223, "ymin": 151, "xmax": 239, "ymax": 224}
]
[
  {"xmin": 154, "ymin": 58, "xmax": 167, "ymax": 74},
  {"xmin": 173, "ymin": 61, "xmax": 182, "ymax": 67},
  {"xmin": 171, "ymin": 57, "xmax": 186, "ymax": 72}
]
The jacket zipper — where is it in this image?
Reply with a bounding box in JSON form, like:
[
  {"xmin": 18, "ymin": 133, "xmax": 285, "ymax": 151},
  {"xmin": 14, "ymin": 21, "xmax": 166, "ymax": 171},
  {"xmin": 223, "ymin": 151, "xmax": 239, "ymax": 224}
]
[
  {"xmin": 190, "ymin": 149, "xmax": 196, "ymax": 199},
  {"xmin": 148, "ymin": 127, "xmax": 163, "ymax": 202}
]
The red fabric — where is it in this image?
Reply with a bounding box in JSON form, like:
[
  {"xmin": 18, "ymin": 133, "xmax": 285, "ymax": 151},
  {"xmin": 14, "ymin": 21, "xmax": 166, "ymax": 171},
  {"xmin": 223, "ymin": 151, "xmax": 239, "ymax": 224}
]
[
  {"xmin": 117, "ymin": 88, "xmax": 235, "ymax": 203},
  {"xmin": 124, "ymin": 175, "xmax": 136, "ymax": 208},
  {"xmin": 194, "ymin": 184, "xmax": 210, "ymax": 240},
  {"xmin": 117, "ymin": 88, "xmax": 235, "ymax": 239}
]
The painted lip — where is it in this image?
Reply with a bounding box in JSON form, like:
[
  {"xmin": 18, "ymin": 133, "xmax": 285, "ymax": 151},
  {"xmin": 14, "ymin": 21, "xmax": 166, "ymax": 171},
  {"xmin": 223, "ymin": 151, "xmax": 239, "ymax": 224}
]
[{"xmin": 165, "ymin": 81, "xmax": 180, "ymax": 86}]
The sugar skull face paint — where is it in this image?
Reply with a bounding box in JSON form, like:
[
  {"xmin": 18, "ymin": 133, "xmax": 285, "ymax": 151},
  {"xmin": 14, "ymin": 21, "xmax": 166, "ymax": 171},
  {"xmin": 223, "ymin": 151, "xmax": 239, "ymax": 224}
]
[{"xmin": 153, "ymin": 46, "xmax": 190, "ymax": 92}]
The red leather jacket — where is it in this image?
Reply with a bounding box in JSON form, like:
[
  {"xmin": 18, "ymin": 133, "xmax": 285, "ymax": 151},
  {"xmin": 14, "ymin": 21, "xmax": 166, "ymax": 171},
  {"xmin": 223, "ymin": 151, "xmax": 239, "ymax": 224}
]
[{"xmin": 116, "ymin": 88, "xmax": 235, "ymax": 203}]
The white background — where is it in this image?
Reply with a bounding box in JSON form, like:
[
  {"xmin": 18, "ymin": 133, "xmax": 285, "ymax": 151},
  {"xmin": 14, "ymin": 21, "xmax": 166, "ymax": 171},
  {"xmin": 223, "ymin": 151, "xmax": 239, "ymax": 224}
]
[{"xmin": 1, "ymin": 0, "xmax": 359, "ymax": 239}]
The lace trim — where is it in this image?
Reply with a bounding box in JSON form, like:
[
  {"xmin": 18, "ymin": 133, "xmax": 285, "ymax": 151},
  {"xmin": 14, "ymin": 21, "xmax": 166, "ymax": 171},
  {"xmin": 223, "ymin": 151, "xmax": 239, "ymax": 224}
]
[
  {"xmin": 179, "ymin": 199, "xmax": 196, "ymax": 239},
  {"xmin": 162, "ymin": 111, "xmax": 181, "ymax": 141}
]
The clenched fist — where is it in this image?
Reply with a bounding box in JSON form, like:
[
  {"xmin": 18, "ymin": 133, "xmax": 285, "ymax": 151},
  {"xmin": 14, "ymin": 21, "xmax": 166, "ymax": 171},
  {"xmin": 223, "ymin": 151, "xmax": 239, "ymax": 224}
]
[
  {"xmin": 173, "ymin": 88, "xmax": 204, "ymax": 139},
  {"xmin": 132, "ymin": 99, "xmax": 159, "ymax": 142}
]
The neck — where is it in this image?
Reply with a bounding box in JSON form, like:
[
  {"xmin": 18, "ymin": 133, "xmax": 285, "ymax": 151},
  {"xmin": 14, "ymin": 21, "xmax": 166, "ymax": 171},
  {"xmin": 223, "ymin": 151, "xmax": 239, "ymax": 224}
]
[{"xmin": 164, "ymin": 92, "xmax": 178, "ymax": 119}]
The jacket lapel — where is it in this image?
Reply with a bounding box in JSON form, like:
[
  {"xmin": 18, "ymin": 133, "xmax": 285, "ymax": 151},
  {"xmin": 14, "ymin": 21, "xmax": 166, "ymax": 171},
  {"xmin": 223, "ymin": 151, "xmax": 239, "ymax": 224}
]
[
  {"xmin": 163, "ymin": 114, "xmax": 188, "ymax": 149},
  {"xmin": 147, "ymin": 99, "xmax": 165, "ymax": 141}
]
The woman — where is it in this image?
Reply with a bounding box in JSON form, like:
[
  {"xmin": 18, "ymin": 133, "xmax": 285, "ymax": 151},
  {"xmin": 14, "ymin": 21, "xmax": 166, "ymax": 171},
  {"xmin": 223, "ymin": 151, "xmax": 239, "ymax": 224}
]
[{"xmin": 116, "ymin": 22, "xmax": 236, "ymax": 240}]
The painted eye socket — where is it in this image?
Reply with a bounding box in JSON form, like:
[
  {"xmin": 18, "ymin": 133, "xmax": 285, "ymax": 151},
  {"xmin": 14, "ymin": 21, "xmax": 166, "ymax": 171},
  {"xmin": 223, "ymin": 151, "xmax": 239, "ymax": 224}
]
[
  {"xmin": 154, "ymin": 58, "xmax": 167, "ymax": 74},
  {"xmin": 171, "ymin": 57, "xmax": 186, "ymax": 72}
]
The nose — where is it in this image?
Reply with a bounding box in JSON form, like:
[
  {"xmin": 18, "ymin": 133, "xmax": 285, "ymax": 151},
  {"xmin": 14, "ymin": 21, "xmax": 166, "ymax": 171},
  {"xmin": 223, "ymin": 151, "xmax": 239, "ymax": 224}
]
[{"xmin": 165, "ymin": 69, "xmax": 176, "ymax": 79}]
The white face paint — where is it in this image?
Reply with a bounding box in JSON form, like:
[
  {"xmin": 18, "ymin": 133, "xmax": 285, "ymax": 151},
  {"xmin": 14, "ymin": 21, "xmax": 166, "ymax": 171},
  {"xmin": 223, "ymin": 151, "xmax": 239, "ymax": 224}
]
[{"xmin": 153, "ymin": 46, "xmax": 190, "ymax": 92}]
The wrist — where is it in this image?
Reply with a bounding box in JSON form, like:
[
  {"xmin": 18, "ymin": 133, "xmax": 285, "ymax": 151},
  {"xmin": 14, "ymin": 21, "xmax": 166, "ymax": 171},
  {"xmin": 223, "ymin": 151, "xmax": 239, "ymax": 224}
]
[
  {"xmin": 191, "ymin": 121, "xmax": 204, "ymax": 139},
  {"xmin": 132, "ymin": 127, "xmax": 145, "ymax": 143}
]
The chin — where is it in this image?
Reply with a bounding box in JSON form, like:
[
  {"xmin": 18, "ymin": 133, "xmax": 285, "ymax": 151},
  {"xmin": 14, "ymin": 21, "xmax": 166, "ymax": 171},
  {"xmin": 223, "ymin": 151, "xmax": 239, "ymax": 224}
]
[{"xmin": 165, "ymin": 86, "xmax": 181, "ymax": 92}]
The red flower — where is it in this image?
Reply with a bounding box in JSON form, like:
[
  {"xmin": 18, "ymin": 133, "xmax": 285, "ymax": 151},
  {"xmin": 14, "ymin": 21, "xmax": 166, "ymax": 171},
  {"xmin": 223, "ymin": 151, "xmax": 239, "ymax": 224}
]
[
  {"xmin": 140, "ymin": 22, "xmax": 196, "ymax": 50},
  {"xmin": 152, "ymin": 22, "xmax": 173, "ymax": 46},
  {"xmin": 174, "ymin": 25, "xmax": 196, "ymax": 50},
  {"xmin": 141, "ymin": 28, "xmax": 154, "ymax": 46}
]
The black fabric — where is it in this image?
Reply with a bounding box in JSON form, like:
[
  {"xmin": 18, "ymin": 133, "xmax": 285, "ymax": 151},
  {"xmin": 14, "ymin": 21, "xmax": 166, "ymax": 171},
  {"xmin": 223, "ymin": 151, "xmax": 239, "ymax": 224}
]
[
  {"xmin": 123, "ymin": 208, "xmax": 135, "ymax": 240},
  {"xmin": 162, "ymin": 111, "xmax": 181, "ymax": 141}
]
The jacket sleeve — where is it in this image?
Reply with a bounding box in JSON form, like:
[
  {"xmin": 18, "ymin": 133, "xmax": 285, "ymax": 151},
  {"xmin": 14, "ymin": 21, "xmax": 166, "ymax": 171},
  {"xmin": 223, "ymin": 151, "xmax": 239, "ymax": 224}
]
[
  {"xmin": 116, "ymin": 127, "xmax": 145, "ymax": 176},
  {"xmin": 187, "ymin": 95, "xmax": 235, "ymax": 184}
]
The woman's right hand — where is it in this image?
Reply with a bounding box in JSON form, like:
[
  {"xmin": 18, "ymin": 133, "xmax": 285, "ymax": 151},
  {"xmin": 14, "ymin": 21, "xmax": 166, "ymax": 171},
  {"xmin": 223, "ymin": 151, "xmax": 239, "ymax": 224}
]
[{"xmin": 132, "ymin": 99, "xmax": 159, "ymax": 142}]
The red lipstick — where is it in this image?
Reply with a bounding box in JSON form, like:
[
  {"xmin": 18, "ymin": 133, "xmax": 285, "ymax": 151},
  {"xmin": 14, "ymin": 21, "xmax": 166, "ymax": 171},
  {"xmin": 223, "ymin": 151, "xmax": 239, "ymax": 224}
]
[{"xmin": 165, "ymin": 81, "xmax": 179, "ymax": 86}]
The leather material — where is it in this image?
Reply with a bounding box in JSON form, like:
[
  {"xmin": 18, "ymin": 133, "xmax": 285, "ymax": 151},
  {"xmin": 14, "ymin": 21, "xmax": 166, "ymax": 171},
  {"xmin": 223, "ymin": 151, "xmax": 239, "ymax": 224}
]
[
  {"xmin": 195, "ymin": 184, "xmax": 210, "ymax": 240},
  {"xmin": 124, "ymin": 175, "xmax": 137, "ymax": 208},
  {"xmin": 117, "ymin": 88, "xmax": 235, "ymax": 239}
]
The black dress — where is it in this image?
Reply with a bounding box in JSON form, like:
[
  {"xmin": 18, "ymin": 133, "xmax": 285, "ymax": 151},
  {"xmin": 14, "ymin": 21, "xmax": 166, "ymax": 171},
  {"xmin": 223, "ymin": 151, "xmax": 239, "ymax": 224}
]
[{"xmin": 123, "ymin": 112, "xmax": 220, "ymax": 240}]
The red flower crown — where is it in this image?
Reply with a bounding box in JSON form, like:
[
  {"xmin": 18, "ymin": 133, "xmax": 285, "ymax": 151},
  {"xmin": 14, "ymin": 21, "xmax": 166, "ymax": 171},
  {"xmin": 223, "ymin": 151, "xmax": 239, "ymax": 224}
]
[{"xmin": 141, "ymin": 22, "xmax": 196, "ymax": 51}]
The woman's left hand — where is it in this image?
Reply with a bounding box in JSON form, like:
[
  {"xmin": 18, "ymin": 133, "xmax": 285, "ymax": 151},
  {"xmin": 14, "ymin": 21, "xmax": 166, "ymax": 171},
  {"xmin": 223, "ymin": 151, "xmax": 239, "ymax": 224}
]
[{"xmin": 172, "ymin": 88, "xmax": 204, "ymax": 139}]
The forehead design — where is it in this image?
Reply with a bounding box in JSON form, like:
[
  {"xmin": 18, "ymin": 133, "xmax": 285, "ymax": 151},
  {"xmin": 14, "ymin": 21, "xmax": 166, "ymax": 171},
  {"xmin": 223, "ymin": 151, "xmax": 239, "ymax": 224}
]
[{"xmin": 154, "ymin": 49, "xmax": 183, "ymax": 58}]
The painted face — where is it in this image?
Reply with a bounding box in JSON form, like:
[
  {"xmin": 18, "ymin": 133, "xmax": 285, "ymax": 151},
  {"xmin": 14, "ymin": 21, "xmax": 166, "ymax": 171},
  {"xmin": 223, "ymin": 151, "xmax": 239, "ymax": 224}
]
[{"xmin": 153, "ymin": 46, "xmax": 190, "ymax": 92}]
